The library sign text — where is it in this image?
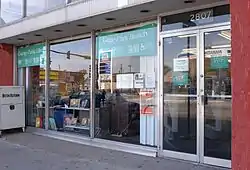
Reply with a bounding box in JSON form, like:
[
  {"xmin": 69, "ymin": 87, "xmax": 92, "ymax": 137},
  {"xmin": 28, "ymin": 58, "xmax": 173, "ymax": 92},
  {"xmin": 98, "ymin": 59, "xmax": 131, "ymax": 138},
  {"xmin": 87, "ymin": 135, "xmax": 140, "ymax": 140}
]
[
  {"xmin": 17, "ymin": 43, "xmax": 46, "ymax": 68},
  {"xmin": 97, "ymin": 24, "xmax": 157, "ymax": 58}
]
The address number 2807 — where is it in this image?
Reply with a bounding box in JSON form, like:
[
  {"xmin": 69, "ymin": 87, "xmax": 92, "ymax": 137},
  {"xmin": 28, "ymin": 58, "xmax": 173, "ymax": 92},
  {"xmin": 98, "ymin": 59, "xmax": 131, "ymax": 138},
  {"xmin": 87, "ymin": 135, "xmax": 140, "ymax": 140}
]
[{"xmin": 190, "ymin": 10, "xmax": 213, "ymax": 22}]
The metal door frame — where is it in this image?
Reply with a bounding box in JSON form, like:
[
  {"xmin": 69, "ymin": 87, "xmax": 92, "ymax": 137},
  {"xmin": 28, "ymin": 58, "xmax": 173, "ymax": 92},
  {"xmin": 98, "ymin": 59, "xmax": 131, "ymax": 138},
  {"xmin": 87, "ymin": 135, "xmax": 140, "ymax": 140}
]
[
  {"xmin": 200, "ymin": 25, "xmax": 231, "ymax": 168},
  {"xmin": 158, "ymin": 24, "xmax": 231, "ymax": 168},
  {"xmin": 158, "ymin": 29, "xmax": 200, "ymax": 162}
]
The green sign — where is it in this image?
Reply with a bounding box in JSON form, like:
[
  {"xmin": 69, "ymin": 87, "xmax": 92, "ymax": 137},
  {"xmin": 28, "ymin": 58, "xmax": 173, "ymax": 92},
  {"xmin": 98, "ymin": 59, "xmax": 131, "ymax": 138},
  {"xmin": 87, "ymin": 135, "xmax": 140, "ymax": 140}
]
[
  {"xmin": 173, "ymin": 72, "xmax": 189, "ymax": 86},
  {"xmin": 97, "ymin": 24, "xmax": 157, "ymax": 58},
  {"xmin": 210, "ymin": 56, "xmax": 229, "ymax": 69},
  {"xmin": 17, "ymin": 43, "xmax": 46, "ymax": 68}
]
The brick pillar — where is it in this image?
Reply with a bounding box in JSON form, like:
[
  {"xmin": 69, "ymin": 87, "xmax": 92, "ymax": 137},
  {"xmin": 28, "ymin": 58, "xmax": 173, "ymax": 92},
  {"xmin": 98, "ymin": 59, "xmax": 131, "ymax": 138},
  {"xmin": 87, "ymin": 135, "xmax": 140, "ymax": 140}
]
[
  {"xmin": 0, "ymin": 44, "xmax": 13, "ymax": 86},
  {"xmin": 231, "ymin": 0, "xmax": 250, "ymax": 169}
]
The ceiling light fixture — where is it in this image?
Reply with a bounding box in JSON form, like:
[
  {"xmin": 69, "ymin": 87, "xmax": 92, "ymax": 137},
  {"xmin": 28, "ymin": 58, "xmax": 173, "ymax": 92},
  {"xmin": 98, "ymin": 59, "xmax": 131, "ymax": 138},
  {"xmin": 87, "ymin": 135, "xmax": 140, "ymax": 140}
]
[
  {"xmin": 184, "ymin": 0, "xmax": 196, "ymax": 3},
  {"xmin": 77, "ymin": 24, "xmax": 87, "ymax": 27},
  {"xmin": 178, "ymin": 34, "xmax": 196, "ymax": 38},
  {"xmin": 182, "ymin": 48, "xmax": 197, "ymax": 54},
  {"xmin": 211, "ymin": 44, "xmax": 231, "ymax": 49},
  {"xmin": 105, "ymin": 18, "xmax": 116, "ymax": 21},
  {"xmin": 17, "ymin": 38, "xmax": 24, "ymax": 41},
  {"xmin": 218, "ymin": 33, "xmax": 231, "ymax": 41},
  {"xmin": 35, "ymin": 34, "xmax": 42, "ymax": 37},
  {"xmin": 54, "ymin": 29, "xmax": 63, "ymax": 32},
  {"xmin": 218, "ymin": 31, "xmax": 231, "ymax": 40},
  {"xmin": 221, "ymin": 30, "xmax": 231, "ymax": 37},
  {"xmin": 140, "ymin": 9, "xmax": 150, "ymax": 13}
]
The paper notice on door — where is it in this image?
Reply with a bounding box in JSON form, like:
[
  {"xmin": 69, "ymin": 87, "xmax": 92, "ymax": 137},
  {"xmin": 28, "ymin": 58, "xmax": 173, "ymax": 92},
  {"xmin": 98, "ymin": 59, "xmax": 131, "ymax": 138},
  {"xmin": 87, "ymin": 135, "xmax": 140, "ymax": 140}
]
[
  {"xmin": 134, "ymin": 73, "xmax": 144, "ymax": 89},
  {"xmin": 173, "ymin": 58, "xmax": 189, "ymax": 72},
  {"xmin": 145, "ymin": 73, "xmax": 155, "ymax": 88},
  {"xmin": 116, "ymin": 74, "xmax": 134, "ymax": 89}
]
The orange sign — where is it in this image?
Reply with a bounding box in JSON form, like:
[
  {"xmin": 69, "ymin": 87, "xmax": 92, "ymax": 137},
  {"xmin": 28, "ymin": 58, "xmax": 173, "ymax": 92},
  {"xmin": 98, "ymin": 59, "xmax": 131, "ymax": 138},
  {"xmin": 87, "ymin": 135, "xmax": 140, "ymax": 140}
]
[
  {"xmin": 140, "ymin": 89, "xmax": 154, "ymax": 115},
  {"xmin": 141, "ymin": 106, "xmax": 153, "ymax": 114},
  {"xmin": 140, "ymin": 90, "xmax": 153, "ymax": 98}
]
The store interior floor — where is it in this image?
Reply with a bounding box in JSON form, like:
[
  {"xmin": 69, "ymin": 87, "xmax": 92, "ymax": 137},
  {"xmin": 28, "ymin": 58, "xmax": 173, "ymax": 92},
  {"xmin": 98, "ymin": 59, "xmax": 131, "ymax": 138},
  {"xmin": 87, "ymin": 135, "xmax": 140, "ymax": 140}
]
[
  {"xmin": 97, "ymin": 132, "xmax": 140, "ymax": 145},
  {"xmin": 163, "ymin": 117, "xmax": 231, "ymax": 160}
]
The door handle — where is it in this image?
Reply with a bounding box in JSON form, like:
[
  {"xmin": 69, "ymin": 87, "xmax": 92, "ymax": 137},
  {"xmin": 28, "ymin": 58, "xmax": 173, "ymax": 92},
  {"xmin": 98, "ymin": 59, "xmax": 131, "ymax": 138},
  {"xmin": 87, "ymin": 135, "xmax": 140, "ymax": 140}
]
[
  {"xmin": 201, "ymin": 95, "xmax": 204, "ymax": 105},
  {"xmin": 201, "ymin": 94, "xmax": 207, "ymax": 105}
]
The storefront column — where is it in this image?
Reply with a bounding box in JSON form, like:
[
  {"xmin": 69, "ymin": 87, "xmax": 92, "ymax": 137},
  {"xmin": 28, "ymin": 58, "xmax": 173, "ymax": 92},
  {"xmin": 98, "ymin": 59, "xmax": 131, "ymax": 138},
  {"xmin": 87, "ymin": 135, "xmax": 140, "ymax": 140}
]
[
  {"xmin": 0, "ymin": 44, "xmax": 13, "ymax": 86},
  {"xmin": 22, "ymin": 0, "xmax": 27, "ymax": 18},
  {"xmin": 157, "ymin": 16, "xmax": 161, "ymax": 152},
  {"xmin": 231, "ymin": 0, "xmax": 250, "ymax": 169},
  {"xmin": 13, "ymin": 46, "xmax": 17, "ymax": 85},
  {"xmin": 90, "ymin": 30, "xmax": 96, "ymax": 138},
  {"xmin": 45, "ymin": 40, "xmax": 50, "ymax": 130}
]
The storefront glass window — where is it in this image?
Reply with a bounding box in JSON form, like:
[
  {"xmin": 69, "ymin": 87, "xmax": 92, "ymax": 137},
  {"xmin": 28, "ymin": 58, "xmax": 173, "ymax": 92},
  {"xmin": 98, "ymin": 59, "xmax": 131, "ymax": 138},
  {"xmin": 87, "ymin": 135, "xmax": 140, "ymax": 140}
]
[
  {"xmin": 26, "ymin": 0, "xmax": 65, "ymax": 16},
  {"xmin": 0, "ymin": 0, "xmax": 23, "ymax": 25},
  {"xmin": 17, "ymin": 43, "xmax": 46, "ymax": 129},
  {"xmin": 204, "ymin": 30, "xmax": 231, "ymax": 160},
  {"xmin": 49, "ymin": 38, "xmax": 91, "ymax": 136},
  {"xmin": 95, "ymin": 23, "xmax": 158, "ymax": 146}
]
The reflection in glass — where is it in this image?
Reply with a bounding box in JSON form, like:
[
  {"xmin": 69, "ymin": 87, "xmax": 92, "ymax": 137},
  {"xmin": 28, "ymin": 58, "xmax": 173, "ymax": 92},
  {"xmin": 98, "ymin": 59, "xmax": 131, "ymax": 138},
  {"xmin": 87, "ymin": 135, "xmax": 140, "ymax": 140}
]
[
  {"xmin": 18, "ymin": 66, "xmax": 45, "ymax": 129},
  {"xmin": 30, "ymin": 66, "xmax": 46, "ymax": 128},
  {"xmin": 27, "ymin": 0, "xmax": 65, "ymax": 16},
  {"xmin": 163, "ymin": 35, "xmax": 197, "ymax": 154},
  {"xmin": 0, "ymin": 0, "xmax": 23, "ymax": 25},
  {"xmin": 95, "ymin": 27, "xmax": 157, "ymax": 146},
  {"xmin": 204, "ymin": 30, "xmax": 231, "ymax": 160},
  {"xmin": 49, "ymin": 38, "xmax": 92, "ymax": 136},
  {"xmin": 95, "ymin": 55, "xmax": 157, "ymax": 145}
]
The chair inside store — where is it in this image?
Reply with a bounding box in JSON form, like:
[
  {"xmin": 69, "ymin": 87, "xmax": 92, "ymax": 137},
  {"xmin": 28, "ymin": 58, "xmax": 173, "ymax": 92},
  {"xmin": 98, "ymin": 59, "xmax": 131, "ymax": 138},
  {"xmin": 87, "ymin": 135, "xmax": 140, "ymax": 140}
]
[{"xmin": 98, "ymin": 90, "xmax": 140, "ymax": 144}]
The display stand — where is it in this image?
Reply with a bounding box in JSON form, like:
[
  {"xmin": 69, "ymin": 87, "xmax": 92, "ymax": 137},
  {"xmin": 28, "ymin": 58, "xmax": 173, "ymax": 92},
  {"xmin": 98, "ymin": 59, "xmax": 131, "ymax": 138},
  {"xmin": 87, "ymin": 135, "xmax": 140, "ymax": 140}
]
[{"xmin": 56, "ymin": 107, "xmax": 101, "ymax": 136}]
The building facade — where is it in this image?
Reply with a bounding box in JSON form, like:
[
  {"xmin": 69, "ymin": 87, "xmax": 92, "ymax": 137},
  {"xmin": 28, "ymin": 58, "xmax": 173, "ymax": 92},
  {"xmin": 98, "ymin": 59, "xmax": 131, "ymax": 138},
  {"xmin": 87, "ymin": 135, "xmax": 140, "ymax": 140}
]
[{"xmin": 0, "ymin": 0, "xmax": 248, "ymax": 169}]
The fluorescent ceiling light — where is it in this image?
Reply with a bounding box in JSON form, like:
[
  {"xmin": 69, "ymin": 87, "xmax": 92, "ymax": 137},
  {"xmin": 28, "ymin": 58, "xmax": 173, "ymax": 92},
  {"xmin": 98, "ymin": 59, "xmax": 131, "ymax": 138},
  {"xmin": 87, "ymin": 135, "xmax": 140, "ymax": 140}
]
[
  {"xmin": 218, "ymin": 33, "xmax": 231, "ymax": 40},
  {"xmin": 211, "ymin": 44, "xmax": 231, "ymax": 49},
  {"xmin": 221, "ymin": 30, "xmax": 231, "ymax": 37},
  {"xmin": 178, "ymin": 34, "xmax": 196, "ymax": 38},
  {"xmin": 218, "ymin": 30, "xmax": 231, "ymax": 40},
  {"xmin": 182, "ymin": 48, "xmax": 197, "ymax": 54}
]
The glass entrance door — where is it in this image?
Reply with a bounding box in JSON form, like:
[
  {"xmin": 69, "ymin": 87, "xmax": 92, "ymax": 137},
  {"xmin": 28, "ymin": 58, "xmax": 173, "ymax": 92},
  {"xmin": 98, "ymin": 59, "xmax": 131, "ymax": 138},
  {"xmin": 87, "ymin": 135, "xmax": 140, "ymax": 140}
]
[
  {"xmin": 160, "ymin": 26, "xmax": 231, "ymax": 167},
  {"xmin": 161, "ymin": 30, "xmax": 199, "ymax": 161},
  {"xmin": 201, "ymin": 26, "xmax": 231, "ymax": 168}
]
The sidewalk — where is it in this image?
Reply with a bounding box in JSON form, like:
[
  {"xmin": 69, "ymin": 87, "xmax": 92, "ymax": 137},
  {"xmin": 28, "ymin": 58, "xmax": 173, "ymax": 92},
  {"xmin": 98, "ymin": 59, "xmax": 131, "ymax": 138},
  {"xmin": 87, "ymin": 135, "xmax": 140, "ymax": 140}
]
[{"xmin": 0, "ymin": 132, "xmax": 228, "ymax": 170}]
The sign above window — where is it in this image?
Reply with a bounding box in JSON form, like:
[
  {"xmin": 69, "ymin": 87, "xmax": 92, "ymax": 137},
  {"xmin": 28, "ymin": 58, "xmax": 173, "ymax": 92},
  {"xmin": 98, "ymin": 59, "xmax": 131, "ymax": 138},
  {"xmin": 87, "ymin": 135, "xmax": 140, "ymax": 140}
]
[
  {"xmin": 17, "ymin": 43, "xmax": 46, "ymax": 68},
  {"xmin": 161, "ymin": 5, "xmax": 230, "ymax": 32},
  {"xmin": 97, "ymin": 23, "xmax": 157, "ymax": 58}
]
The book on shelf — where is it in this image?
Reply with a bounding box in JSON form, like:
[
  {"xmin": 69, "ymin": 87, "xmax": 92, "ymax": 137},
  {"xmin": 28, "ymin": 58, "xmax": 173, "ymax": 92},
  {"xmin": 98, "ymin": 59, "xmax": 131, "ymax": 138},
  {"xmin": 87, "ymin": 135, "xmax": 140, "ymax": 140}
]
[
  {"xmin": 70, "ymin": 99, "xmax": 81, "ymax": 108},
  {"xmin": 81, "ymin": 118, "xmax": 88, "ymax": 126}
]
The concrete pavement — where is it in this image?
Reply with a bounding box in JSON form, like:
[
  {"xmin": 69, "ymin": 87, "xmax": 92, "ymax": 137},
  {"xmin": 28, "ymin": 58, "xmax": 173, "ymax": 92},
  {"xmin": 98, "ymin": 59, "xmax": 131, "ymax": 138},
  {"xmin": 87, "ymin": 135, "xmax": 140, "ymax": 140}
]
[{"xmin": 0, "ymin": 132, "xmax": 228, "ymax": 170}]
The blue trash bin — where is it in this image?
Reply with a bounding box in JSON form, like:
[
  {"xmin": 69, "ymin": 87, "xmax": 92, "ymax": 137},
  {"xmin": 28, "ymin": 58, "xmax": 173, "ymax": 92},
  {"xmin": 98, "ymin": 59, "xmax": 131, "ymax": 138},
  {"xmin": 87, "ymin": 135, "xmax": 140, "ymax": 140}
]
[{"xmin": 54, "ymin": 109, "xmax": 65, "ymax": 129}]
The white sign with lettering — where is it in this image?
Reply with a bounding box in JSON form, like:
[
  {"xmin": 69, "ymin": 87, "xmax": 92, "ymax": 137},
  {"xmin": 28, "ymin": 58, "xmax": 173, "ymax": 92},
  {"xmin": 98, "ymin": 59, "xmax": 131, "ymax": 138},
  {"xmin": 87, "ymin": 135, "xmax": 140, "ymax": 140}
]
[
  {"xmin": 116, "ymin": 74, "xmax": 134, "ymax": 89},
  {"xmin": 134, "ymin": 73, "xmax": 144, "ymax": 89},
  {"xmin": 173, "ymin": 58, "xmax": 189, "ymax": 72}
]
